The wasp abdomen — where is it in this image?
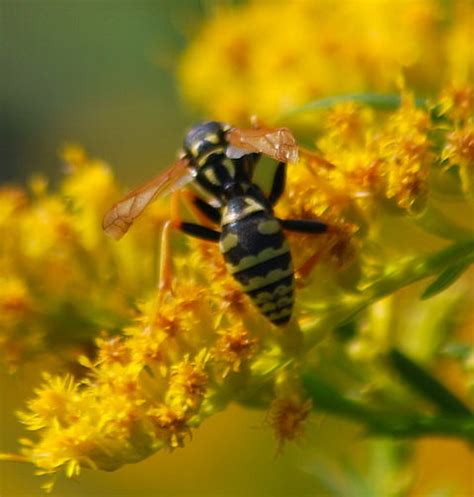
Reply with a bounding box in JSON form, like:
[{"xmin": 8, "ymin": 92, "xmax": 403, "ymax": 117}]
[{"xmin": 220, "ymin": 197, "xmax": 294, "ymax": 325}]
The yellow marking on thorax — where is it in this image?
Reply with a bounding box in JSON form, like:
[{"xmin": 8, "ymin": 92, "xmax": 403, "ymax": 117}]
[
  {"xmin": 222, "ymin": 197, "xmax": 266, "ymax": 225},
  {"xmin": 204, "ymin": 167, "xmax": 220, "ymax": 185},
  {"xmin": 205, "ymin": 133, "xmax": 220, "ymax": 144},
  {"xmin": 190, "ymin": 141, "xmax": 201, "ymax": 157},
  {"xmin": 197, "ymin": 146, "xmax": 226, "ymax": 167},
  {"xmin": 223, "ymin": 159, "xmax": 235, "ymax": 178},
  {"xmin": 219, "ymin": 233, "xmax": 239, "ymax": 253}
]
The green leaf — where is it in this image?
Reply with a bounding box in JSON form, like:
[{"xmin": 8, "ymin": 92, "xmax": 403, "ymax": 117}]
[
  {"xmin": 440, "ymin": 342, "xmax": 473, "ymax": 360},
  {"xmin": 421, "ymin": 260, "xmax": 472, "ymax": 300},
  {"xmin": 334, "ymin": 320, "xmax": 358, "ymax": 341},
  {"xmin": 388, "ymin": 349, "xmax": 472, "ymax": 416},
  {"xmin": 301, "ymin": 373, "xmax": 391, "ymax": 431},
  {"xmin": 279, "ymin": 93, "xmax": 427, "ymax": 119},
  {"xmin": 302, "ymin": 370, "xmax": 474, "ymax": 441},
  {"xmin": 414, "ymin": 203, "xmax": 474, "ymax": 241}
]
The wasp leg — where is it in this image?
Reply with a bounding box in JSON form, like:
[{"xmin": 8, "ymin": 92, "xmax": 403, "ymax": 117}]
[
  {"xmin": 178, "ymin": 222, "xmax": 221, "ymax": 241},
  {"xmin": 158, "ymin": 221, "xmax": 219, "ymax": 288},
  {"xmin": 280, "ymin": 219, "xmax": 328, "ymax": 233},
  {"xmin": 295, "ymin": 250, "xmax": 324, "ymax": 281},
  {"xmin": 159, "ymin": 220, "xmax": 220, "ymax": 290},
  {"xmin": 170, "ymin": 190, "xmax": 220, "ymax": 241},
  {"xmin": 280, "ymin": 218, "xmax": 330, "ymax": 282},
  {"xmin": 181, "ymin": 190, "xmax": 222, "ymax": 225},
  {"xmin": 268, "ymin": 162, "xmax": 286, "ymax": 206},
  {"xmin": 158, "ymin": 193, "xmax": 221, "ymax": 292},
  {"xmin": 159, "ymin": 220, "xmax": 174, "ymax": 291}
]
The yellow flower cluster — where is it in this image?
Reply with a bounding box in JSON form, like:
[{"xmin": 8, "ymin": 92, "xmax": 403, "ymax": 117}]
[
  {"xmin": 15, "ymin": 256, "xmax": 285, "ymax": 490},
  {"xmin": 0, "ymin": 147, "xmax": 169, "ymax": 370},
  {"xmin": 2, "ymin": 86, "xmax": 473, "ymax": 490},
  {"xmin": 179, "ymin": 0, "xmax": 473, "ymax": 123}
]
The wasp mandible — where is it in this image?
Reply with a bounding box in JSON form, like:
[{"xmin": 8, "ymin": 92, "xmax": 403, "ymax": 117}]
[{"xmin": 103, "ymin": 122, "xmax": 328, "ymax": 326}]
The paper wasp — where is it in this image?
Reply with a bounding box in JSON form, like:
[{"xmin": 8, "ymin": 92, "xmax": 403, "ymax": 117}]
[{"xmin": 103, "ymin": 121, "xmax": 328, "ymax": 325}]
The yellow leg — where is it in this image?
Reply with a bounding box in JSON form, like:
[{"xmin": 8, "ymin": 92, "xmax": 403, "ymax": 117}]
[
  {"xmin": 180, "ymin": 189, "xmax": 217, "ymax": 227},
  {"xmin": 170, "ymin": 190, "xmax": 181, "ymax": 229},
  {"xmin": 158, "ymin": 190, "xmax": 221, "ymax": 292},
  {"xmin": 295, "ymin": 249, "xmax": 323, "ymax": 283},
  {"xmin": 158, "ymin": 220, "xmax": 173, "ymax": 292},
  {"xmin": 157, "ymin": 191, "xmax": 182, "ymax": 292}
]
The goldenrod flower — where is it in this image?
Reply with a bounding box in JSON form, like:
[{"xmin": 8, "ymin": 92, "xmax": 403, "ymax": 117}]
[
  {"xmin": 213, "ymin": 323, "xmax": 258, "ymax": 377},
  {"xmin": 1, "ymin": 87, "xmax": 473, "ymax": 492},
  {"xmin": 0, "ymin": 146, "xmax": 169, "ymax": 370},
  {"xmin": 438, "ymin": 84, "xmax": 474, "ymax": 123},
  {"xmin": 268, "ymin": 397, "xmax": 313, "ymax": 451}
]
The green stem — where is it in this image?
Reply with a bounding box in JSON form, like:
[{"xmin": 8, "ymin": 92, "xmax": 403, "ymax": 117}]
[
  {"xmin": 362, "ymin": 238, "xmax": 474, "ymax": 301},
  {"xmin": 389, "ymin": 348, "xmax": 472, "ymax": 416},
  {"xmin": 413, "ymin": 202, "xmax": 474, "ymax": 241},
  {"xmin": 301, "ymin": 238, "xmax": 474, "ymax": 347},
  {"xmin": 278, "ymin": 93, "xmax": 427, "ymax": 120},
  {"xmin": 302, "ymin": 373, "xmax": 474, "ymax": 442}
]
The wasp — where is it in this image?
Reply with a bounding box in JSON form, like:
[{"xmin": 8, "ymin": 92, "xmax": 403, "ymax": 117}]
[{"xmin": 103, "ymin": 121, "xmax": 328, "ymax": 326}]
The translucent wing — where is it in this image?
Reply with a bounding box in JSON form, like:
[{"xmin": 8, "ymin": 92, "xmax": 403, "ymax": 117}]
[
  {"xmin": 103, "ymin": 158, "xmax": 191, "ymax": 240},
  {"xmin": 226, "ymin": 127, "xmax": 299, "ymax": 164}
]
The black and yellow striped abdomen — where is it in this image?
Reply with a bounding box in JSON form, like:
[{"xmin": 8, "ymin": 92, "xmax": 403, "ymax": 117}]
[{"xmin": 219, "ymin": 196, "xmax": 294, "ymax": 326}]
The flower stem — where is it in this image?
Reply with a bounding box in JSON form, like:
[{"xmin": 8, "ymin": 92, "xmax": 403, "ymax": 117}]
[
  {"xmin": 278, "ymin": 93, "xmax": 427, "ymax": 120},
  {"xmin": 301, "ymin": 373, "xmax": 474, "ymax": 442},
  {"xmin": 388, "ymin": 348, "xmax": 472, "ymax": 417},
  {"xmin": 301, "ymin": 238, "xmax": 474, "ymax": 347},
  {"xmin": 361, "ymin": 238, "xmax": 474, "ymax": 301}
]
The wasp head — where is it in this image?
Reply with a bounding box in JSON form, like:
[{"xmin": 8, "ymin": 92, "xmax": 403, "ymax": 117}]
[{"xmin": 183, "ymin": 121, "xmax": 231, "ymax": 167}]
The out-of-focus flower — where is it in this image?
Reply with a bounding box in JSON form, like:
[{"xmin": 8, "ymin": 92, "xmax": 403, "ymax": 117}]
[
  {"xmin": 0, "ymin": 146, "xmax": 169, "ymax": 370},
  {"xmin": 443, "ymin": 119, "xmax": 474, "ymax": 204},
  {"xmin": 178, "ymin": 0, "xmax": 474, "ymax": 123}
]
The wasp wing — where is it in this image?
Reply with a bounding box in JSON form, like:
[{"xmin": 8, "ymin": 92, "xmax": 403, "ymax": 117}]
[
  {"xmin": 103, "ymin": 158, "xmax": 192, "ymax": 240},
  {"xmin": 226, "ymin": 127, "xmax": 299, "ymax": 164}
]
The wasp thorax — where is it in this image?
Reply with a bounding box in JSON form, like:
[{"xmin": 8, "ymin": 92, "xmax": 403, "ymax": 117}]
[{"xmin": 183, "ymin": 121, "xmax": 231, "ymax": 163}]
